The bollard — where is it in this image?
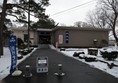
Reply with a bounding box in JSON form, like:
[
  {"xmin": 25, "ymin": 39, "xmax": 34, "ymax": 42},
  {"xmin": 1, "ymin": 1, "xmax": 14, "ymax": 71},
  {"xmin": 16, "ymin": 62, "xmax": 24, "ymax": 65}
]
[
  {"xmin": 55, "ymin": 42, "xmax": 58, "ymax": 48},
  {"xmin": 23, "ymin": 65, "xmax": 32, "ymax": 78},
  {"xmin": 58, "ymin": 64, "xmax": 62, "ymax": 75},
  {"xmin": 54, "ymin": 64, "xmax": 65, "ymax": 77}
]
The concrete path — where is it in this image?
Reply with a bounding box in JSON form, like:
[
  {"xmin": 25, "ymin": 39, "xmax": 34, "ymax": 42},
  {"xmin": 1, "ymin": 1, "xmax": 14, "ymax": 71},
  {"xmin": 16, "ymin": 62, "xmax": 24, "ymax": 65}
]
[{"xmin": 2, "ymin": 45, "xmax": 118, "ymax": 83}]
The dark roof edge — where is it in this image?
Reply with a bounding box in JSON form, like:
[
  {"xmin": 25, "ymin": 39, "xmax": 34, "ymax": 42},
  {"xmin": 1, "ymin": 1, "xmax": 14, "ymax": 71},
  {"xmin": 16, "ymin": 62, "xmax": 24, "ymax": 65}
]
[{"xmin": 52, "ymin": 26, "xmax": 111, "ymax": 31}]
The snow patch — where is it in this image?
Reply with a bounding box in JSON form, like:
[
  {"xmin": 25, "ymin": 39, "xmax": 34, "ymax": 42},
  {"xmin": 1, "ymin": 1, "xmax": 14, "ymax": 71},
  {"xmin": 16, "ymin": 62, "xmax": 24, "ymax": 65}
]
[
  {"xmin": 58, "ymin": 47, "xmax": 118, "ymax": 78},
  {"xmin": 0, "ymin": 47, "xmax": 37, "ymax": 80}
]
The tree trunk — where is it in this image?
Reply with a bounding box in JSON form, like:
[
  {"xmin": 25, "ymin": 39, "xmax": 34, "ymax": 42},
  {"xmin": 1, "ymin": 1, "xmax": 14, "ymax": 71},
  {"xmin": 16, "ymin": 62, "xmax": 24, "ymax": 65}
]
[
  {"xmin": 0, "ymin": 0, "xmax": 7, "ymax": 57},
  {"xmin": 112, "ymin": 14, "xmax": 118, "ymax": 43},
  {"xmin": 27, "ymin": 0, "xmax": 31, "ymax": 50}
]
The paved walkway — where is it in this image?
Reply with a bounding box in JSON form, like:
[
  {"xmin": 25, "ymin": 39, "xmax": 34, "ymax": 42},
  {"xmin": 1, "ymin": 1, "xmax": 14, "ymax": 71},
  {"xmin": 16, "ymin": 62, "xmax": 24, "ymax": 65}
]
[{"xmin": 2, "ymin": 45, "xmax": 118, "ymax": 83}]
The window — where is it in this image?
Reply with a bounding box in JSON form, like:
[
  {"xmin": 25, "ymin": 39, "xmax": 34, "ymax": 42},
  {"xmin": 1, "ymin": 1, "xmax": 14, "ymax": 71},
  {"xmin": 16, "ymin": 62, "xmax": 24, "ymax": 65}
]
[{"xmin": 24, "ymin": 34, "xmax": 28, "ymax": 42}]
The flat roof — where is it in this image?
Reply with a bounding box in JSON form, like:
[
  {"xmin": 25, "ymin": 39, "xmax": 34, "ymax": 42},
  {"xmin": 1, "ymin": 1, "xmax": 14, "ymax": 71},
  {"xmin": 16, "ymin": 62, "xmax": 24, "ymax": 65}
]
[
  {"xmin": 12, "ymin": 26, "xmax": 111, "ymax": 32},
  {"xmin": 12, "ymin": 27, "xmax": 52, "ymax": 31},
  {"xmin": 12, "ymin": 27, "xmax": 27, "ymax": 30},
  {"xmin": 52, "ymin": 26, "xmax": 111, "ymax": 31}
]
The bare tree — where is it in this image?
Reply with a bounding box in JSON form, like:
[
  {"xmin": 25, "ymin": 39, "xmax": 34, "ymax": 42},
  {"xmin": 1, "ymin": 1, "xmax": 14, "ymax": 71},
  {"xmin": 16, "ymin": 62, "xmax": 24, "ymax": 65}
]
[
  {"xmin": 87, "ymin": 9, "xmax": 109, "ymax": 29},
  {"xmin": 87, "ymin": 0, "xmax": 118, "ymax": 42},
  {"xmin": 86, "ymin": 11, "xmax": 96, "ymax": 28},
  {"xmin": 60, "ymin": 23, "xmax": 67, "ymax": 26},
  {"xmin": 74, "ymin": 21, "xmax": 92, "ymax": 28},
  {"xmin": 99, "ymin": 0, "xmax": 118, "ymax": 42},
  {"xmin": 74, "ymin": 21, "xmax": 82, "ymax": 27}
]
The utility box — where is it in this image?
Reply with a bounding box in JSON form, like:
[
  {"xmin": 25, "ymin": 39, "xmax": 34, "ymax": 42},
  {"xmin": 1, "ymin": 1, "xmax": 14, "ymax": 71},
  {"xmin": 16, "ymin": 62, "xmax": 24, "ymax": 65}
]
[{"xmin": 36, "ymin": 57, "xmax": 48, "ymax": 73}]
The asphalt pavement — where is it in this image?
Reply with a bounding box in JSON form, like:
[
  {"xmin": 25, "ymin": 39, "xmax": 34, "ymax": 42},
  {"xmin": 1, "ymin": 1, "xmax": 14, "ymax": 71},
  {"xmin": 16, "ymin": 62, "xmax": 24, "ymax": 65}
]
[{"xmin": 2, "ymin": 44, "xmax": 118, "ymax": 83}]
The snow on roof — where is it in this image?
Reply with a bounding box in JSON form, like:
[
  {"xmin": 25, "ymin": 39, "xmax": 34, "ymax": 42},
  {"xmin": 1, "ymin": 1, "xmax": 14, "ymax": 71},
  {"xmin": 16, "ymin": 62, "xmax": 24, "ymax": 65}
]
[
  {"xmin": 37, "ymin": 28, "xmax": 52, "ymax": 31},
  {"xmin": 12, "ymin": 27, "xmax": 53, "ymax": 32},
  {"xmin": 12, "ymin": 27, "xmax": 28, "ymax": 31}
]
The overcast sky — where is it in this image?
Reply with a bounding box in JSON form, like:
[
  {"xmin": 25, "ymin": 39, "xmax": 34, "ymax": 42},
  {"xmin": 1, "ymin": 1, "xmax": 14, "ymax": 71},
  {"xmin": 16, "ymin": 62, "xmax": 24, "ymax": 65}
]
[
  {"xmin": 0, "ymin": 0, "xmax": 97, "ymax": 26},
  {"xmin": 46, "ymin": 0, "xmax": 97, "ymax": 26}
]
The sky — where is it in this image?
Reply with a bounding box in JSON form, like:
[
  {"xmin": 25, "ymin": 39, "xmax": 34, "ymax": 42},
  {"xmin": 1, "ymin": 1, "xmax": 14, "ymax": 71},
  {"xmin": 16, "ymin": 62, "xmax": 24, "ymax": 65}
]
[
  {"xmin": 0, "ymin": 0, "xmax": 97, "ymax": 26},
  {"xmin": 45, "ymin": 0, "xmax": 97, "ymax": 26}
]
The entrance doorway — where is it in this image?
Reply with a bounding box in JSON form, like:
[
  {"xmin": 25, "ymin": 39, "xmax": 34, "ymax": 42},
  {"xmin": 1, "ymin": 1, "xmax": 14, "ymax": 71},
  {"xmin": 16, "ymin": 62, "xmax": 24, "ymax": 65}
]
[{"xmin": 38, "ymin": 31, "xmax": 51, "ymax": 44}]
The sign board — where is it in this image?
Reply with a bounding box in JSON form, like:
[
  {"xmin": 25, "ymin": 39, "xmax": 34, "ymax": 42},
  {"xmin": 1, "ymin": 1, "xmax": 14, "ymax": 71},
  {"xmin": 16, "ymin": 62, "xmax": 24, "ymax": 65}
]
[
  {"xmin": 9, "ymin": 35, "xmax": 17, "ymax": 73},
  {"xmin": 58, "ymin": 35, "xmax": 63, "ymax": 44},
  {"xmin": 36, "ymin": 57, "xmax": 48, "ymax": 73},
  {"xmin": 65, "ymin": 31, "xmax": 69, "ymax": 44},
  {"xmin": 38, "ymin": 60, "xmax": 47, "ymax": 64}
]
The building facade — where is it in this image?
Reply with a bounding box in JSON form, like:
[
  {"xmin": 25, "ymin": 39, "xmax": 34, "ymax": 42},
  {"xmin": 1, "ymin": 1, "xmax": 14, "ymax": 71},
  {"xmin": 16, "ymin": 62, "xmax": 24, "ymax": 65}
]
[
  {"xmin": 12, "ymin": 26, "xmax": 110, "ymax": 48},
  {"xmin": 52, "ymin": 26, "xmax": 110, "ymax": 48},
  {"xmin": 13, "ymin": 28, "xmax": 38, "ymax": 46}
]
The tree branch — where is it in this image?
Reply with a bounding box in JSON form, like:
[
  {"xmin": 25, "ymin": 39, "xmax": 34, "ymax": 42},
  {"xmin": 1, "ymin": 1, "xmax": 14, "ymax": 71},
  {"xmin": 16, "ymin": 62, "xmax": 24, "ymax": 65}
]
[
  {"xmin": 17, "ymin": 5, "xmax": 38, "ymax": 18},
  {"xmin": 7, "ymin": 13, "xmax": 28, "ymax": 23},
  {"xmin": 7, "ymin": 13, "xmax": 19, "ymax": 20}
]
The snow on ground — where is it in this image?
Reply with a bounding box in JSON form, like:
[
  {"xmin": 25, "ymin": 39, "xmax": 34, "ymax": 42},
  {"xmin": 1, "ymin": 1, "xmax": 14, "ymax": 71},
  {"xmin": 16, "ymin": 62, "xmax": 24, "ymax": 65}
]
[
  {"xmin": 0, "ymin": 48, "xmax": 11, "ymax": 81},
  {"xmin": 0, "ymin": 47, "xmax": 37, "ymax": 80},
  {"xmin": 1, "ymin": 45, "xmax": 118, "ymax": 80},
  {"xmin": 60, "ymin": 48, "xmax": 118, "ymax": 78}
]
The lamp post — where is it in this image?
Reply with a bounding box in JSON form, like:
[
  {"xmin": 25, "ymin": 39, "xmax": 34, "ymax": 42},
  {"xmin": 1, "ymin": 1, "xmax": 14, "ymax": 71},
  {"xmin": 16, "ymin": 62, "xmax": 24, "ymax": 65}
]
[{"xmin": 0, "ymin": 0, "xmax": 8, "ymax": 57}]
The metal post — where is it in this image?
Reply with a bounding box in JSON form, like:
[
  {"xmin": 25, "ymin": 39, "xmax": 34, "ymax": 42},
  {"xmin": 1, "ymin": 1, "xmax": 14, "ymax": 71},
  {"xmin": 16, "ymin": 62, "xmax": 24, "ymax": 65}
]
[
  {"xmin": 23, "ymin": 65, "xmax": 32, "ymax": 77},
  {"xmin": 0, "ymin": 0, "xmax": 8, "ymax": 57},
  {"xmin": 54, "ymin": 64, "xmax": 65, "ymax": 77}
]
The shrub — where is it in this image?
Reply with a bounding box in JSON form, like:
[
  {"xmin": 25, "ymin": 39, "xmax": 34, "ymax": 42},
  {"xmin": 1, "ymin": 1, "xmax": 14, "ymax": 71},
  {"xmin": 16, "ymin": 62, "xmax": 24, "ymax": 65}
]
[
  {"xmin": 17, "ymin": 54, "xmax": 23, "ymax": 60},
  {"xmin": 17, "ymin": 38, "xmax": 26, "ymax": 49},
  {"xmin": 20, "ymin": 49, "xmax": 28, "ymax": 55},
  {"xmin": 111, "ymin": 51, "xmax": 118, "ymax": 59},
  {"xmin": 100, "ymin": 39, "xmax": 108, "ymax": 47},
  {"xmin": 78, "ymin": 54, "xmax": 85, "ymax": 59},
  {"xmin": 73, "ymin": 52, "xmax": 79, "ymax": 57},
  {"xmin": 30, "ymin": 47, "xmax": 34, "ymax": 51},
  {"xmin": 20, "ymin": 51, "xmax": 28, "ymax": 55},
  {"xmin": 73, "ymin": 52, "xmax": 85, "ymax": 57},
  {"xmin": 30, "ymin": 45, "xmax": 38, "ymax": 47},
  {"xmin": 101, "ymin": 51, "xmax": 118, "ymax": 60},
  {"xmin": 60, "ymin": 48, "xmax": 65, "ymax": 51},
  {"xmin": 18, "ymin": 49, "xmax": 24, "ymax": 54},
  {"xmin": 107, "ymin": 63, "xmax": 118, "ymax": 69},
  {"xmin": 27, "ymin": 49, "xmax": 32, "ymax": 53},
  {"xmin": 85, "ymin": 56, "xmax": 96, "ymax": 62}
]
